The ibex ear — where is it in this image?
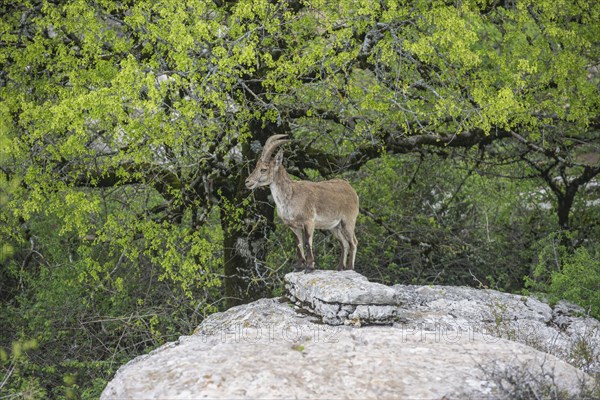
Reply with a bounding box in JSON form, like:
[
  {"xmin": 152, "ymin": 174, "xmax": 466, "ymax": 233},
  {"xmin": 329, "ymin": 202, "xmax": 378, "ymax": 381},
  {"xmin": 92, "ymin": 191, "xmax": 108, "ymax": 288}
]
[{"xmin": 274, "ymin": 149, "xmax": 284, "ymax": 166}]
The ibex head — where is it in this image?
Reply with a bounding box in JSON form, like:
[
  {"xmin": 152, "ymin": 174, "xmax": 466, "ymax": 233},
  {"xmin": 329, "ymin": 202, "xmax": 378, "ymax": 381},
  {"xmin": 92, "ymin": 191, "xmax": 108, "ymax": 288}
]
[{"xmin": 245, "ymin": 134, "xmax": 290, "ymax": 190}]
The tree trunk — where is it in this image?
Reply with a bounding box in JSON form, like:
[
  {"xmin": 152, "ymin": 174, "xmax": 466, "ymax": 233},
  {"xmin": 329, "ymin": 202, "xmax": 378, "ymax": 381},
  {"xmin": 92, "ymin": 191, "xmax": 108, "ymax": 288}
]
[
  {"xmin": 556, "ymin": 194, "xmax": 573, "ymax": 232},
  {"xmin": 555, "ymin": 192, "xmax": 575, "ymax": 250},
  {"xmin": 220, "ymin": 187, "xmax": 274, "ymax": 308},
  {"xmin": 554, "ymin": 165, "xmax": 599, "ymax": 249},
  {"xmin": 219, "ymin": 120, "xmax": 287, "ymax": 308}
]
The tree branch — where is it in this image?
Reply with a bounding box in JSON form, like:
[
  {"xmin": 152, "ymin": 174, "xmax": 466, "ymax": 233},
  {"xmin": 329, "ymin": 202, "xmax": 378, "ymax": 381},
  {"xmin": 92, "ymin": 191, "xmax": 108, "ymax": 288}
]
[
  {"xmin": 294, "ymin": 127, "xmax": 511, "ymax": 174},
  {"xmin": 361, "ymin": 207, "xmax": 432, "ymax": 251}
]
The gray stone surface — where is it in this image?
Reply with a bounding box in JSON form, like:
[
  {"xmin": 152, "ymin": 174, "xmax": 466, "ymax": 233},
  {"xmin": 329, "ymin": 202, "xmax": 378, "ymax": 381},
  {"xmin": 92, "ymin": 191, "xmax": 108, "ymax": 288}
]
[
  {"xmin": 284, "ymin": 271, "xmax": 599, "ymax": 374},
  {"xmin": 285, "ymin": 270, "xmax": 400, "ymax": 325},
  {"xmin": 102, "ymin": 298, "xmax": 590, "ymax": 400},
  {"xmin": 392, "ymin": 284, "xmax": 600, "ymax": 374},
  {"xmin": 101, "ymin": 271, "xmax": 599, "ymax": 399}
]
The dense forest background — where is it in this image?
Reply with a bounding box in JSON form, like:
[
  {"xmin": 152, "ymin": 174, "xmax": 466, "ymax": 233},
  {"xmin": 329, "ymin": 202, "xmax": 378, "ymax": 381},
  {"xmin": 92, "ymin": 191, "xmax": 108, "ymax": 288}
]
[{"xmin": 1, "ymin": 0, "xmax": 598, "ymax": 397}]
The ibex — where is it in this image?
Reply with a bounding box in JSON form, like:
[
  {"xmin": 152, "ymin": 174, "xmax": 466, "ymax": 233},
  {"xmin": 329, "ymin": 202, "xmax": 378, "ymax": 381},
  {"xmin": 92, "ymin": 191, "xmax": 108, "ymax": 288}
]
[{"xmin": 245, "ymin": 134, "xmax": 359, "ymax": 272}]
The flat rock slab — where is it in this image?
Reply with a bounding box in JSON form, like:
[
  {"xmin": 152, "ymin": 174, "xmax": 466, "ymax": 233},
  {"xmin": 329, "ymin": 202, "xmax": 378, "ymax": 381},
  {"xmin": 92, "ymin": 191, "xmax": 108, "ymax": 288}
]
[
  {"xmin": 285, "ymin": 270, "xmax": 400, "ymax": 325},
  {"xmin": 101, "ymin": 299, "xmax": 588, "ymax": 400}
]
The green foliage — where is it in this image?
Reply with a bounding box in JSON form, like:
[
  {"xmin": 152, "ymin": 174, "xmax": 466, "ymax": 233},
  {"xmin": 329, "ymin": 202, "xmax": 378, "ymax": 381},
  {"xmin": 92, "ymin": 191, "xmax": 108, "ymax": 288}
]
[
  {"xmin": 0, "ymin": 335, "xmax": 113, "ymax": 399},
  {"xmin": 0, "ymin": 339, "xmax": 46, "ymax": 399},
  {"xmin": 549, "ymin": 247, "xmax": 600, "ymax": 319},
  {"xmin": 527, "ymin": 237, "xmax": 600, "ymax": 319},
  {"xmin": 346, "ymin": 150, "xmax": 549, "ymax": 290}
]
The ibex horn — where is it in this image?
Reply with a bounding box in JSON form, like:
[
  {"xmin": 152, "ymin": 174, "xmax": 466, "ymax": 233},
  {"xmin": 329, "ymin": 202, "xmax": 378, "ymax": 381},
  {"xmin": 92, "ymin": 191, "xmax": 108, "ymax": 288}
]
[{"xmin": 261, "ymin": 134, "xmax": 290, "ymax": 161}]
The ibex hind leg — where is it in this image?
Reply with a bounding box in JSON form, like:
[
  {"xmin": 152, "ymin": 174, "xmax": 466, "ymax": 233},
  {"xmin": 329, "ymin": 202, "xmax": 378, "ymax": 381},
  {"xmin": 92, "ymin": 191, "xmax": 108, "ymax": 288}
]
[
  {"xmin": 331, "ymin": 225, "xmax": 349, "ymax": 271},
  {"xmin": 340, "ymin": 221, "xmax": 357, "ymax": 270},
  {"xmin": 349, "ymin": 234, "xmax": 358, "ymax": 270}
]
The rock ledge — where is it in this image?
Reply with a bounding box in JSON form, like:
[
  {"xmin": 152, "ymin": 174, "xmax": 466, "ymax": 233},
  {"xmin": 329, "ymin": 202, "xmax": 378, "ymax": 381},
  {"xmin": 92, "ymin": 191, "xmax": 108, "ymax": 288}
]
[{"xmin": 285, "ymin": 270, "xmax": 400, "ymax": 325}]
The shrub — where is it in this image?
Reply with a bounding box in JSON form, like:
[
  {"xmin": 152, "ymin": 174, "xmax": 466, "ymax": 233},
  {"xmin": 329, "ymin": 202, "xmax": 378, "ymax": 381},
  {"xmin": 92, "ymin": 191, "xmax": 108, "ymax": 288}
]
[{"xmin": 527, "ymin": 235, "xmax": 600, "ymax": 320}]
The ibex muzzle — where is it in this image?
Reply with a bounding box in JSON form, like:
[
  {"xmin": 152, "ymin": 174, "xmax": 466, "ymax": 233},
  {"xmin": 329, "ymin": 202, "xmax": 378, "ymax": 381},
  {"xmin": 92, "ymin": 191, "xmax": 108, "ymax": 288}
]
[{"xmin": 246, "ymin": 135, "xmax": 359, "ymax": 272}]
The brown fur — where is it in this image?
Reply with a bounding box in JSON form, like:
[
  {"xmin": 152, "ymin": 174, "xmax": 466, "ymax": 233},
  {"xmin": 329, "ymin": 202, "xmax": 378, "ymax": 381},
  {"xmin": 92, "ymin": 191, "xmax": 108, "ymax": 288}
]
[{"xmin": 246, "ymin": 135, "xmax": 359, "ymax": 271}]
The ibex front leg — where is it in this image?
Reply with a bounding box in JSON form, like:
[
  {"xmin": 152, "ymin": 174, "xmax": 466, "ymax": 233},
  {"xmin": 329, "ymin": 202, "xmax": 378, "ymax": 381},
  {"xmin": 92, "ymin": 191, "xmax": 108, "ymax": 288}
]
[
  {"xmin": 291, "ymin": 227, "xmax": 306, "ymax": 272},
  {"xmin": 303, "ymin": 223, "xmax": 316, "ymax": 272}
]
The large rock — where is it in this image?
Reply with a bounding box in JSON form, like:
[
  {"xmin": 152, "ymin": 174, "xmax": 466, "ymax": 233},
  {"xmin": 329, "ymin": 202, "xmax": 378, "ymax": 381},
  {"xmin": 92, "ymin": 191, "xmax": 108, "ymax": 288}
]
[
  {"xmin": 102, "ymin": 299, "xmax": 591, "ymax": 399},
  {"xmin": 101, "ymin": 271, "xmax": 599, "ymax": 399}
]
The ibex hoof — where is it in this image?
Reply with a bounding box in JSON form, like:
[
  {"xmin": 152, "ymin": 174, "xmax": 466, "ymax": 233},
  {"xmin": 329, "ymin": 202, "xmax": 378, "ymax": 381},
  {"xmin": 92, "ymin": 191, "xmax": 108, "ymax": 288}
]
[
  {"xmin": 293, "ymin": 266, "xmax": 304, "ymax": 273},
  {"xmin": 304, "ymin": 267, "xmax": 315, "ymax": 274}
]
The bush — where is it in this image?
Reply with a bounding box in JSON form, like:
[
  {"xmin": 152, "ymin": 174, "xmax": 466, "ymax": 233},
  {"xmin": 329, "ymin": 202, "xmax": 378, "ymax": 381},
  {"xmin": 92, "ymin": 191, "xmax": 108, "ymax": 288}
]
[
  {"xmin": 547, "ymin": 247, "xmax": 600, "ymax": 319},
  {"xmin": 477, "ymin": 360, "xmax": 599, "ymax": 400},
  {"xmin": 527, "ymin": 236, "xmax": 600, "ymax": 320}
]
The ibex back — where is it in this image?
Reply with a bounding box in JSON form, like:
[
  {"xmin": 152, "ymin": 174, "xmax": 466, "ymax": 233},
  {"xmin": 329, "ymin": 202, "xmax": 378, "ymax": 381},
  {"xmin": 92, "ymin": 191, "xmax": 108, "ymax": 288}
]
[{"xmin": 245, "ymin": 135, "xmax": 359, "ymax": 272}]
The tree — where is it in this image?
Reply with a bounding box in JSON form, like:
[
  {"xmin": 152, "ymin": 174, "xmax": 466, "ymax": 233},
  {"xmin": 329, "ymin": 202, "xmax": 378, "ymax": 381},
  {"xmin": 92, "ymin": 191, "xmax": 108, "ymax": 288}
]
[{"xmin": 2, "ymin": 0, "xmax": 598, "ymax": 303}]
